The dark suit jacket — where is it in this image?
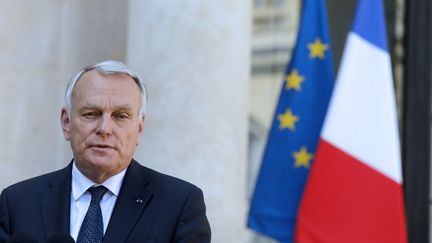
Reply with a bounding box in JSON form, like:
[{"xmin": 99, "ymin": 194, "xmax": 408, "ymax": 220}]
[{"xmin": 0, "ymin": 160, "xmax": 211, "ymax": 243}]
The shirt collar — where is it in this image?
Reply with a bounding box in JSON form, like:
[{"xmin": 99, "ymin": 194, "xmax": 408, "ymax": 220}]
[{"xmin": 71, "ymin": 161, "xmax": 127, "ymax": 201}]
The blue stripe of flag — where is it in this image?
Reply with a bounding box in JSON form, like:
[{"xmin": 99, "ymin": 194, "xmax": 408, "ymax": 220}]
[{"xmin": 352, "ymin": 0, "xmax": 388, "ymax": 51}]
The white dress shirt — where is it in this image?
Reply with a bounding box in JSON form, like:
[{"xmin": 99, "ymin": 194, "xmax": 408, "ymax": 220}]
[{"xmin": 70, "ymin": 162, "xmax": 126, "ymax": 241}]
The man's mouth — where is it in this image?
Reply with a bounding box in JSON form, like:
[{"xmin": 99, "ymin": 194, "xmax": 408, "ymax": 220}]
[{"xmin": 90, "ymin": 144, "xmax": 116, "ymax": 150}]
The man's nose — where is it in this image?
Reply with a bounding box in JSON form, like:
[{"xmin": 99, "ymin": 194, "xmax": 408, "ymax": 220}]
[{"xmin": 96, "ymin": 114, "xmax": 114, "ymax": 136}]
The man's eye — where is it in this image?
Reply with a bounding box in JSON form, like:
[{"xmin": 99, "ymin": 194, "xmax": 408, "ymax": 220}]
[
  {"xmin": 115, "ymin": 113, "xmax": 130, "ymax": 120},
  {"xmin": 82, "ymin": 112, "xmax": 98, "ymax": 118}
]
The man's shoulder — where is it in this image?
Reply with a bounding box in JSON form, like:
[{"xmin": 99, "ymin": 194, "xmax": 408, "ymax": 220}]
[
  {"xmin": 129, "ymin": 161, "xmax": 202, "ymax": 194},
  {"xmin": 2, "ymin": 165, "xmax": 70, "ymax": 195}
]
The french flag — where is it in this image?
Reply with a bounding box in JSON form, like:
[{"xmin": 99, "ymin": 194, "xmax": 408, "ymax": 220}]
[{"xmin": 295, "ymin": 0, "xmax": 408, "ymax": 242}]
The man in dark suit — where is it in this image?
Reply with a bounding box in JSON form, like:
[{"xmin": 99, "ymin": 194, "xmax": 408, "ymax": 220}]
[{"xmin": 0, "ymin": 61, "xmax": 211, "ymax": 243}]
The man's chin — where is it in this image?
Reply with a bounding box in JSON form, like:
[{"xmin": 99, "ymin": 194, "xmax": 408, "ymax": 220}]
[
  {"xmin": 87, "ymin": 158, "xmax": 116, "ymax": 168},
  {"xmin": 77, "ymin": 154, "xmax": 117, "ymax": 169},
  {"xmin": 89, "ymin": 146, "xmax": 117, "ymax": 154}
]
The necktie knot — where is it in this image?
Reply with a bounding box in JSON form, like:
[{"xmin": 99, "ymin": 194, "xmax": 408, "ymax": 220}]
[{"xmin": 88, "ymin": 186, "xmax": 108, "ymax": 204}]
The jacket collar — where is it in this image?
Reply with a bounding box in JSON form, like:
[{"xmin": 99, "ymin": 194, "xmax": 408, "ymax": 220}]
[
  {"xmin": 39, "ymin": 162, "xmax": 72, "ymax": 238},
  {"xmin": 39, "ymin": 160, "xmax": 154, "ymax": 242},
  {"xmin": 103, "ymin": 160, "xmax": 154, "ymax": 243}
]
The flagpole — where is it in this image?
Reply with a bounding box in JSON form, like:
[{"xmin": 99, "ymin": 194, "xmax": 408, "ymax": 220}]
[{"xmin": 403, "ymin": 0, "xmax": 432, "ymax": 242}]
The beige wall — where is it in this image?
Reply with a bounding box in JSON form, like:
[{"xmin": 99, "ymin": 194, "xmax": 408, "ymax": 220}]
[
  {"xmin": 127, "ymin": 0, "xmax": 252, "ymax": 242},
  {"xmin": 0, "ymin": 1, "xmax": 251, "ymax": 242},
  {"xmin": 0, "ymin": 0, "xmax": 130, "ymax": 184}
]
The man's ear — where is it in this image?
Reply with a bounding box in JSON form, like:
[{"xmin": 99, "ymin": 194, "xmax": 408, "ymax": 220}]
[
  {"xmin": 139, "ymin": 116, "xmax": 145, "ymax": 133},
  {"xmin": 61, "ymin": 107, "xmax": 71, "ymax": 141},
  {"xmin": 136, "ymin": 116, "xmax": 145, "ymax": 145}
]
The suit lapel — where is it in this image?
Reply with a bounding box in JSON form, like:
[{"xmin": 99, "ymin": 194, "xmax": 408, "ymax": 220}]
[
  {"xmin": 39, "ymin": 164, "xmax": 72, "ymax": 238},
  {"xmin": 103, "ymin": 160, "xmax": 153, "ymax": 243}
]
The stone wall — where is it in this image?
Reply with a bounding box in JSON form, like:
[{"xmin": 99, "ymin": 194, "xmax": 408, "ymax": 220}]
[{"xmin": 0, "ymin": 1, "xmax": 251, "ymax": 242}]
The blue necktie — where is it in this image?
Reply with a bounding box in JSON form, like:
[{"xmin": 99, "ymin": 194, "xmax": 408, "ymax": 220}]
[{"xmin": 77, "ymin": 186, "xmax": 108, "ymax": 243}]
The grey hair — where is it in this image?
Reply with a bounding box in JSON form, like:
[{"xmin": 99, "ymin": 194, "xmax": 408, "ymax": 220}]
[{"xmin": 65, "ymin": 60, "xmax": 147, "ymax": 116}]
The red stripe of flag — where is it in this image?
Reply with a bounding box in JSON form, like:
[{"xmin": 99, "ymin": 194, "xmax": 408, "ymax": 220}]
[{"xmin": 296, "ymin": 139, "xmax": 407, "ymax": 243}]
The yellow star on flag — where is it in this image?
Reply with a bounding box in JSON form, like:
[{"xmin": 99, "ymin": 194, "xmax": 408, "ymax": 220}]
[
  {"xmin": 308, "ymin": 37, "xmax": 328, "ymax": 59},
  {"xmin": 277, "ymin": 109, "xmax": 299, "ymax": 131},
  {"xmin": 293, "ymin": 146, "xmax": 313, "ymax": 168},
  {"xmin": 285, "ymin": 69, "xmax": 305, "ymax": 91}
]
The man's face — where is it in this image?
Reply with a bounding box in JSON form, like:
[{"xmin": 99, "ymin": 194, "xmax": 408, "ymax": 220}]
[{"xmin": 61, "ymin": 70, "xmax": 144, "ymax": 183}]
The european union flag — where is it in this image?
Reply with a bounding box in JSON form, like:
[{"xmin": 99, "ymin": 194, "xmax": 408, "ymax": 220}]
[{"xmin": 248, "ymin": 0, "xmax": 334, "ymax": 242}]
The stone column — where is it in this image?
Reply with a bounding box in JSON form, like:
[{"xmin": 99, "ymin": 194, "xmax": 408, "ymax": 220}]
[
  {"xmin": 0, "ymin": 0, "xmax": 128, "ymax": 187},
  {"xmin": 0, "ymin": 1, "xmax": 72, "ymax": 187},
  {"xmin": 127, "ymin": 1, "xmax": 252, "ymax": 242}
]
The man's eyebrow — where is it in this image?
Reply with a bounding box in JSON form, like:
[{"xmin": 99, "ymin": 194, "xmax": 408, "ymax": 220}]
[
  {"xmin": 113, "ymin": 104, "xmax": 135, "ymax": 111},
  {"xmin": 78, "ymin": 104, "xmax": 135, "ymax": 111},
  {"xmin": 78, "ymin": 105, "xmax": 99, "ymax": 111}
]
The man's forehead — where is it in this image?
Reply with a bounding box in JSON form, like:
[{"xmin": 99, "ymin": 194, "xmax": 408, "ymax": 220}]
[
  {"xmin": 71, "ymin": 70, "xmax": 142, "ymax": 110},
  {"xmin": 72, "ymin": 71, "xmax": 141, "ymax": 96}
]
